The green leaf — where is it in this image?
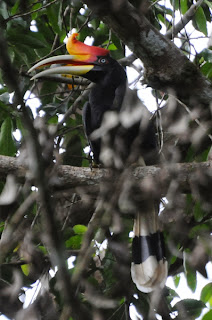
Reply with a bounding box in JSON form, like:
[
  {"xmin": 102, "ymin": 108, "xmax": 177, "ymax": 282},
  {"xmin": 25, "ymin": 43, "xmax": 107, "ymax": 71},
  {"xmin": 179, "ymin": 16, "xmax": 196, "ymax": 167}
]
[
  {"xmin": 202, "ymin": 310, "xmax": 212, "ymax": 320},
  {"xmin": 201, "ymin": 62, "xmax": 212, "ymax": 78},
  {"xmin": 13, "ymin": 46, "xmax": 30, "ymax": 67},
  {"xmin": 41, "ymin": 103, "xmax": 61, "ymax": 116},
  {"xmin": 0, "ymin": 2, "xmax": 9, "ymax": 19},
  {"xmin": 21, "ymin": 264, "xmax": 30, "ymax": 276},
  {"xmin": 186, "ymin": 268, "xmax": 197, "ymax": 292},
  {"xmin": 157, "ymin": 13, "xmax": 165, "ymax": 24},
  {"xmin": 155, "ymin": 4, "xmax": 173, "ymax": 16},
  {"xmin": 173, "ymin": 299, "xmax": 206, "ymax": 318},
  {"xmin": 180, "ymin": 0, "xmax": 188, "ymax": 15},
  {"xmin": 201, "ymin": 283, "xmax": 212, "ymax": 306},
  {"xmin": 107, "ymin": 43, "xmax": 117, "ymax": 51},
  {"xmin": 0, "ymin": 117, "xmax": 16, "ymax": 156},
  {"xmin": 65, "ymin": 235, "xmax": 82, "ymax": 249},
  {"xmin": 111, "ymin": 33, "xmax": 123, "ymax": 51},
  {"xmin": 195, "ymin": 7, "xmax": 208, "ymax": 36},
  {"xmin": 11, "ymin": 0, "xmax": 20, "ymax": 15},
  {"xmin": 73, "ymin": 224, "xmax": 87, "ymax": 235},
  {"xmin": 0, "ymin": 92, "xmax": 10, "ymax": 105},
  {"xmin": 38, "ymin": 245, "xmax": 48, "ymax": 255},
  {"xmin": 46, "ymin": 4, "xmax": 61, "ymax": 34},
  {"xmin": 166, "ymin": 287, "xmax": 180, "ymax": 304},
  {"xmin": 173, "ymin": 274, "xmax": 181, "ymax": 288},
  {"xmin": 189, "ymin": 223, "xmax": 210, "ymax": 238},
  {"xmin": 184, "ymin": 253, "xmax": 197, "ymax": 292},
  {"xmin": 170, "ymin": 254, "xmax": 177, "ymax": 265},
  {"xmin": 90, "ymin": 18, "xmax": 100, "ymax": 30},
  {"xmin": 48, "ymin": 115, "xmax": 58, "ymax": 125},
  {"xmin": 201, "ymin": 49, "xmax": 212, "ymax": 63},
  {"xmin": 170, "ymin": 0, "xmax": 179, "ymax": 10},
  {"xmin": 8, "ymin": 33, "xmax": 46, "ymax": 49},
  {"xmin": 194, "ymin": 201, "xmax": 205, "ymax": 222},
  {"xmin": 31, "ymin": 3, "xmax": 42, "ymax": 20},
  {"xmin": 7, "ymin": 17, "xmax": 27, "ymax": 30},
  {"xmin": 39, "ymin": 82, "xmax": 58, "ymax": 106}
]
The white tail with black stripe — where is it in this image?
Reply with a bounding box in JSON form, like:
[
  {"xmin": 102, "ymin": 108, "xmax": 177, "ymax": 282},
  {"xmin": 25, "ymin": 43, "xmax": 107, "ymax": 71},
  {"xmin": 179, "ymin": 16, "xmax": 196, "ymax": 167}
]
[{"xmin": 131, "ymin": 202, "xmax": 168, "ymax": 293}]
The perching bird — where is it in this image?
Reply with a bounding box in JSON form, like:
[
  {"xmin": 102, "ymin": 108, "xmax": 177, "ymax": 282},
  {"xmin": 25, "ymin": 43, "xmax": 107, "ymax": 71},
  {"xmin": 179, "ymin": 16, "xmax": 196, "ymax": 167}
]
[{"xmin": 29, "ymin": 33, "xmax": 167, "ymax": 292}]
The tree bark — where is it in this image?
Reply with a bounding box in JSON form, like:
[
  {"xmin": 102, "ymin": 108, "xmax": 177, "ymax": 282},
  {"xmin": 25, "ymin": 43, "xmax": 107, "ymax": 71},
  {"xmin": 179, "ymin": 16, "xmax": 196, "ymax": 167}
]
[{"xmin": 0, "ymin": 155, "xmax": 211, "ymax": 195}]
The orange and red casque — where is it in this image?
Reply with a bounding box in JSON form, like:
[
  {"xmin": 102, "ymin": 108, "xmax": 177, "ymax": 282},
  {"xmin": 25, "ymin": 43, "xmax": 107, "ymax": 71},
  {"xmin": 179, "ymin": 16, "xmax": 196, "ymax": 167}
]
[{"xmin": 66, "ymin": 33, "xmax": 110, "ymax": 64}]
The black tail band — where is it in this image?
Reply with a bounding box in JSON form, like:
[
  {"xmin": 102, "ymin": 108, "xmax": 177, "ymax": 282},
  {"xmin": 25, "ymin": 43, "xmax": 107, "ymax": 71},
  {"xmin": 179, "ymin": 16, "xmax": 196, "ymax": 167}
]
[{"xmin": 132, "ymin": 232, "xmax": 165, "ymax": 264}]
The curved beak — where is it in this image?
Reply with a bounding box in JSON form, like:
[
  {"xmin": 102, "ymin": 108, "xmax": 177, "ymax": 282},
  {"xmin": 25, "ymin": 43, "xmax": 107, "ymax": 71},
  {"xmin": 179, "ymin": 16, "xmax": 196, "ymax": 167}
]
[
  {"xmin": 28, "ymin": 33, "xmax": 110, "ymax": 81},
  {"xmin": 28, "ymin": 54, "xmax": 95, "ymax": 80}
]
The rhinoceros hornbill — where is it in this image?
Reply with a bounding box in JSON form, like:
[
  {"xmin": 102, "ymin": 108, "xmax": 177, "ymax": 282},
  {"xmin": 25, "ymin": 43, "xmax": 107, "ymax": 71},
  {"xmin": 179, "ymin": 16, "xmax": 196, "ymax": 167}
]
[{"xmin": 29, "ymin": 33, "xmax": 167, "ymax": 293}]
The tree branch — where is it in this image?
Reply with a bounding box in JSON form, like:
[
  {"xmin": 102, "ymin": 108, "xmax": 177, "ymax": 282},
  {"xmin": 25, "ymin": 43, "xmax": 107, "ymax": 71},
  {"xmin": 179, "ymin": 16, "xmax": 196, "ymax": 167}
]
[
  {"xmin": 0, "ymin": 155, "xmax": 211, "ymax": 195},
  {"xmin": 166, "ymin": 0, "xmax": 204, "ymax": 39},
  {"xmin": 83, "ymin": 0, "xmax": 212, "ymax": 115},
  {"xmin": 5, "ymin": 0, "xmax": 59, "ymax": 22}
]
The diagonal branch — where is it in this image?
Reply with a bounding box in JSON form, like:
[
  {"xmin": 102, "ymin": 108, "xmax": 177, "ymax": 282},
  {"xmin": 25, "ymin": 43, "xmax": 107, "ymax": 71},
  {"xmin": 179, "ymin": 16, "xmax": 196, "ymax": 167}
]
[
  {"xmin": 5, "ymin": 0, "xmax": 59, "ymax": 22},
  {"xmin": 83, "ymin": 0, "xmax": 212, "ymax": 115},
  {"xmin": 166, "ymin": 0, "xmax": 204, "ymax": 39}
]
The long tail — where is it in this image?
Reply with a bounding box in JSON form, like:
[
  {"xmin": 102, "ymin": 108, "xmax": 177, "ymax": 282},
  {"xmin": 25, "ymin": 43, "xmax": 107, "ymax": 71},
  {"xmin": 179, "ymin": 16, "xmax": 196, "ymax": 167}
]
[{"xmin": 131, "ymin": 202, "xmax": 167, "ymax": 293}]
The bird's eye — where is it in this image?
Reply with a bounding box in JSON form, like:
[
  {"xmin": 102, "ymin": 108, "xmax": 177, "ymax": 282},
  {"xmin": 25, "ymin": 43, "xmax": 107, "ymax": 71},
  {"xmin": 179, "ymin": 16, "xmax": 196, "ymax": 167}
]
[{"xmin": 98, "ymin": 57, "xmax": 107, "ymax": 64}]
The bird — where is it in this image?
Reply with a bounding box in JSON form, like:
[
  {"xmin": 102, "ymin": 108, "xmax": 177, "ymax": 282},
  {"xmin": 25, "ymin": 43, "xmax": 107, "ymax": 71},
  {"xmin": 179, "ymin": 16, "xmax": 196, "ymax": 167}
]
[{"xmin": 29, "ymin": 32, "xmax": 167, "ymax": 293}]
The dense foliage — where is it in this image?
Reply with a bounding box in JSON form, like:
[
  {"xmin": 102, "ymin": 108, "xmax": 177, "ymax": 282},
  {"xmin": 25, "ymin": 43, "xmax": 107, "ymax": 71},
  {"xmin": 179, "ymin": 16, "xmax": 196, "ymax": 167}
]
[{"xmin": 0, "ymin": 1, "xmax": 211, "ymax": 319}]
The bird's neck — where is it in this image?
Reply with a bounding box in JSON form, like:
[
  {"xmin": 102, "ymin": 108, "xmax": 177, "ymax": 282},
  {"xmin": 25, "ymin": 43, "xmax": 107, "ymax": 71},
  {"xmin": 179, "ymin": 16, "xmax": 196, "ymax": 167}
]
[
  {"xmin": 90, "ymin": 84, "xmax": 115, "ymax": 111},
  {"xmin": 89, "ymin": 78, "xmax": 126, "ymax": 128}
]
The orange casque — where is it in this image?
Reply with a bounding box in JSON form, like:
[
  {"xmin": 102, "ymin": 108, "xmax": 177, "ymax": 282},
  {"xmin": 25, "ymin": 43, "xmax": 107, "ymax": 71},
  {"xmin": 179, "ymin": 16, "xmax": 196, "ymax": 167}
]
[
  {"xmin": 65, "ymin": 33, "xmax": 110, "ymax": 89},
  {"xmin": 66, "ymin": 33, "xmax": 109, "ymax": 64}
]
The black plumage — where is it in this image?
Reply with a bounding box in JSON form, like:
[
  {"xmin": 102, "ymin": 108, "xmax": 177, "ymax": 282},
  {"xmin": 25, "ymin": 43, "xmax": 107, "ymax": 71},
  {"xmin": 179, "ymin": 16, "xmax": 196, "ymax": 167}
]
[{"xmin": 82, "ymin": 55, "xmax": 127, "ymax": 163}]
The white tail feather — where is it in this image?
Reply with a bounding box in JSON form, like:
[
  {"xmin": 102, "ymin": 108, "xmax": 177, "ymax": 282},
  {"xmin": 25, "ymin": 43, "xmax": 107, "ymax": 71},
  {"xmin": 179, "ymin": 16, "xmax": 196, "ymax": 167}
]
[
  {"xmin": 131, "ymin": 259, "xmax": 168, "ymax": 293},
  {"xmin": 131, "ymin": 205, "xmax": 167, "ymax": 292}
]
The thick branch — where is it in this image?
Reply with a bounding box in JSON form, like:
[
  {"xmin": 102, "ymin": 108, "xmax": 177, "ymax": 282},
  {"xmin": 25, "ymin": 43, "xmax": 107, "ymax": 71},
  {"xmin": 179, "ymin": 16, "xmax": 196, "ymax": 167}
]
[
  {"xmin": 0, "ymin": 155, "xmax": 211, "ymax": 194},
  {"xmin": 83, "ymin": 0, "xmax": 212, "ymax": 113}
]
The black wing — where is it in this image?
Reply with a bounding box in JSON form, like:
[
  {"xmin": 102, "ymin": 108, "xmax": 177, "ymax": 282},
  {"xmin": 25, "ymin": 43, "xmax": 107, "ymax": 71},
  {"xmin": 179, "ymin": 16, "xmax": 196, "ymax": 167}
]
[{"xmin": 82, "ymin": 101, "xmax": 101, "ymax": 163}]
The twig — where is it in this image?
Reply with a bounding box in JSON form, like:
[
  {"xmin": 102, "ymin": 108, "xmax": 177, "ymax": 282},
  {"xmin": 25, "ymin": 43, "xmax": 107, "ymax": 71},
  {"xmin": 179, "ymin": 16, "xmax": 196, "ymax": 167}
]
[
  {"xmin": 61, "ymin": 193, "xmax": 78, "ymax": 231},
  {"xmin": 5, "ymin": 0, "xmax": 59, "ymax": 22},
  {"xmin": 51, "ymin": 34, "xmax": 60, "ymax": 52},
  {"xmin": 27, "ymin": 42, "xmax": 66, "ymax": 69},
  {"xmin": 0, "ymin": 192, "xmax": 37, "ymax": 262},
  {"xmin": 78, "ymin": 10, "xmax": 92, "ymax": 33},
  {"xmin": 119, "ymin": 53, "xmax": 137, "ymax": 67},
  {"xmin": 71, "ymin": 199, "xmax": 105, "ymax": 283},
  {"xmin": 31, "ymin": 205, "xmax": 42, "ymax": 229},
  {"xmin": 155, "ymin": 91, "xmax": 164, "ymax": 154},
  {"xmin": 166, "ymin": 0, "xmax": 204, "ymax": 39},
  {"xmin": 170, "ymin": 95, "xmax": 212, "ymax": 142},
  {"xmin": 57, "ymin": 83, "xmax": 94, "ymax": 130}
]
